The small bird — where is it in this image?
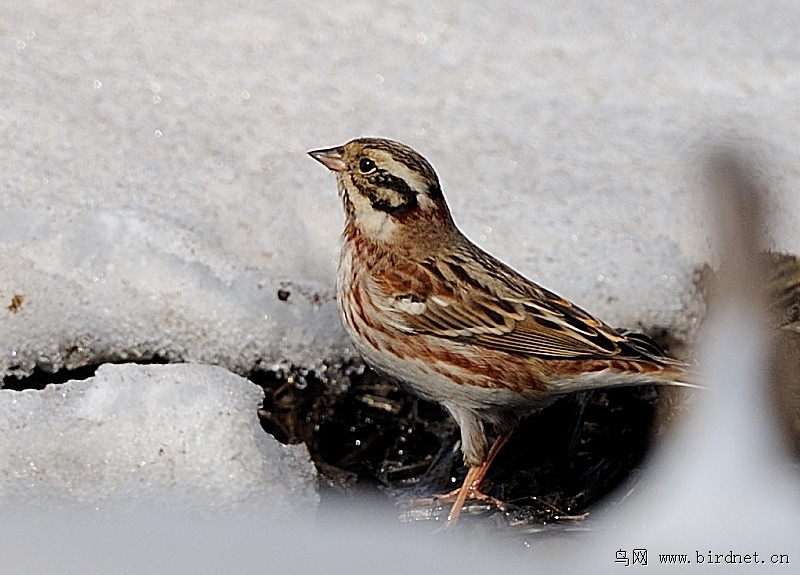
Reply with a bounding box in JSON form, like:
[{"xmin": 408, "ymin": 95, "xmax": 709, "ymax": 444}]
[{"xmin": 309, "ymin": 137, "xmax": 692, "ymax": 527}]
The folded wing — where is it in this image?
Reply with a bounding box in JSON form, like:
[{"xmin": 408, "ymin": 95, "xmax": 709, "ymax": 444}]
[{"xmin": 379, "ymin": 248, "xmax": 673, "ymax": 364}]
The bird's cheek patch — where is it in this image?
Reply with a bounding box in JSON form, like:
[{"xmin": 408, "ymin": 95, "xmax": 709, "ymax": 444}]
[{"xmin": 365, "ymin": 173, "xmax": 418, "ymax": 214}]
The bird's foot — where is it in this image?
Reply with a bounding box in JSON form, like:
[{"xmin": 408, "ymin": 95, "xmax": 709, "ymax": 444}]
[{"xmin": 410, "ymin": 485, "xmax": 506, "ymax": 511}]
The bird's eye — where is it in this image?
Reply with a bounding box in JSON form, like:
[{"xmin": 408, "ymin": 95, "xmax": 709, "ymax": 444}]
[{"xmin": 358, "ymin": 157, "xmax": 376, "ymax": 173}]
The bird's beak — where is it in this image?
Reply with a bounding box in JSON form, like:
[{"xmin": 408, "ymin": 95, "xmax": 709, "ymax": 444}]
[{"xmin": 308, "ymin": 146, "xmax": 347, "ymax": 172}]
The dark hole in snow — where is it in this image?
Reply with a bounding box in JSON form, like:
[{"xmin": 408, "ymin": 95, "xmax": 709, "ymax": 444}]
[
  {"xmin": 252, "ymin": 357, "xmax": 688, "ymax": 534},
  {"xmin": 2, "ymin": 355, "xmax": 172, "ymax": 390}
]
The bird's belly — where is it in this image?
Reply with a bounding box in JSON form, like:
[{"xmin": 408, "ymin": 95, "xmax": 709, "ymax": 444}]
[{"xmin": 346, "ymin": 321, "xmax": 544, "ymax": 419}]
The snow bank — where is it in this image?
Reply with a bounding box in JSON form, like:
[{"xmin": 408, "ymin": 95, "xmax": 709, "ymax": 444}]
[{"xmin": 0, "ymin": 363, "xmax": 318, "ymax": 517}]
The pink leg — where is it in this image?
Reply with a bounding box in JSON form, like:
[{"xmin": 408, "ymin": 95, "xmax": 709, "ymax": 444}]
[{"xmin": 444, "ymin": 431, "xmax": 513, "ymax": 528}]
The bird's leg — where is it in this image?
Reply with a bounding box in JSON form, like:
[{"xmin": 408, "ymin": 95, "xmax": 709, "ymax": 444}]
[{"xmin": 443, "ymin": 431, "xmax": 512, "ymax": 528}]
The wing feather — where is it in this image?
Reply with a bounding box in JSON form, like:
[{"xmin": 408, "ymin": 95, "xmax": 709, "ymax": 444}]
[{"xmin": 376, "ymin": 245, "xmax": 669, "ymax": 363}]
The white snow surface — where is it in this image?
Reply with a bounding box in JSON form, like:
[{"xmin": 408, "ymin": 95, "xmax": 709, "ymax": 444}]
[
  {"xmin": 1, "ymin": 2, "xmax": 800, "ymax": 573},
  {"xmin": 5, "ymin": 1, "xmax": 800, "ymax": 378},
  {"xmin": 0, "ymin": 363, "xmax": 318, "ymax": 516}
]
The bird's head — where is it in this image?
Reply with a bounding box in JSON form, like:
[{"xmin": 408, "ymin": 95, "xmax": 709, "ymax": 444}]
[{"xmin": 309, "ymin": 138, "xmax": 454, "ymax": 243}]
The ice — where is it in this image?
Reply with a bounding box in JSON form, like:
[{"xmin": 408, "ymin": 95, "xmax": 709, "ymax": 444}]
[{"xmin": 0, "ymin": 363, "xmax": 318, "ymax": 517}]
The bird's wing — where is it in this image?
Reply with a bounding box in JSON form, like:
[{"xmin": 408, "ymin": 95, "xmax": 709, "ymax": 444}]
[{"xmin": 376, "ymin": 249, "xmax": 665, "ymax": 362}]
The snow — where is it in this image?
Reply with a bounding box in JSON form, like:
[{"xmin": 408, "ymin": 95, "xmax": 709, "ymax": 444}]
[
  {"xmin": 0, "ymin": 363, "xmax": 318, "ymax": 516},
  {"xmin": 3, "ymin": 2, "xmax": 800, "ymax": 377},
  {"xmin": 7, "ymin": 2, "xmax": 800, "ymax": 378},
  {"xmin": 1, "ymin": 0, "xmax": 799, "ymax": 572}
]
